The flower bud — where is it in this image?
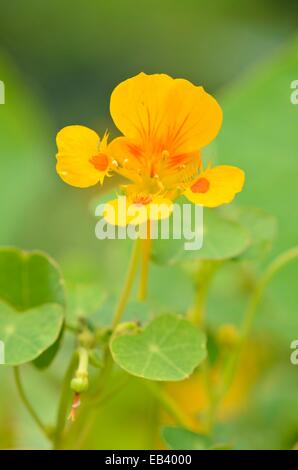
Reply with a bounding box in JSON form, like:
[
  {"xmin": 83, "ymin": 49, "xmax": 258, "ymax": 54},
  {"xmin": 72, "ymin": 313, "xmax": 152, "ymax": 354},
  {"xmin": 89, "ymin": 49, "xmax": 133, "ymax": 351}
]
[
  {"xmin": 217, "ymin": 324, "xmax": 239, "ymax": 349},
  {"xmin": 113, "ymin": 321, "xmax": 140, "ymax": 337},
  {"xmin": 71, "ymin": 374, "xmax": 89, "ymax": 393}
]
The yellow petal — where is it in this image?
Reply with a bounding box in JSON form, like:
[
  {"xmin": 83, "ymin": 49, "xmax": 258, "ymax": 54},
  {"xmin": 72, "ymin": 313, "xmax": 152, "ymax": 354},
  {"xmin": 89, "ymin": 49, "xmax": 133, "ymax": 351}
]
[
  {"xmin": 164, "ymin": 79, "xmax": 223, "ymax": 154},
  {"xmin": 103, "ymin": 197, "xmax": 147, "ymax": 226},
  {"xmin": 110, "ymin": 73, "xmax": 222, "ymax": 155},
  {"xmin": 56, "ymin": 125, "xmax": 109, "ymax": 188},
  {"xmin": 110, "ymin": 73, "xmax": 173, "ymax": 147},
  {"xmin": 184, "ymin": 165, "xmax": 245, "ymax": 208},
  {"xmin": 103, "ymin": 196, "xmax": 173, "ymax": 226}
]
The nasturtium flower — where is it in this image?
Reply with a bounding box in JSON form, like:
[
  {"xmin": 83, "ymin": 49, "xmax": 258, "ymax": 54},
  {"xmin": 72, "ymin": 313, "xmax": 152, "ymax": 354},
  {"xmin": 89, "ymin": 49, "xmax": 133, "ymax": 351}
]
[{"xmin": 56, "ymin": 73, "xmax": 245, "ymax": 223}]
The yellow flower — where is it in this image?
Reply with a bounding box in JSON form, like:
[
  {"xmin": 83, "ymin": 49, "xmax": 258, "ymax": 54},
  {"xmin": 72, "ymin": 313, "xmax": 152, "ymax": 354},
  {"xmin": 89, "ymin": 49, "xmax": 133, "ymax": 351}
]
[{"xmin": 55, "ymin": 73, "xmax": 245, "ymax": 222}]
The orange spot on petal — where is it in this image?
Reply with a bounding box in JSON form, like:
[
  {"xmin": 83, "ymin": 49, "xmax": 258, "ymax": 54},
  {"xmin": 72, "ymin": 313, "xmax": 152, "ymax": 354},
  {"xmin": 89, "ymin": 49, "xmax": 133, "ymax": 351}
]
[
  {"xmin": 89, "ymin": 154, "xmax": 109, "ymax": 172},
  {"xmin": 133, "ymin": 195, "xmax": 152, "ymax": 206},
  {"xmin": 191, "ymin": 177, "xmax": 210, "ymax": 194}
]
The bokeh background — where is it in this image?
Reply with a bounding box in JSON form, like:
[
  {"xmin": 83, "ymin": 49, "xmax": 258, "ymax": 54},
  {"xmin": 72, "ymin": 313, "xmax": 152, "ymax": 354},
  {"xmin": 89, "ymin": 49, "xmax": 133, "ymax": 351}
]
[{"xmin": 0, "ymin": 0, "xmax": 298, "ymax": 449}]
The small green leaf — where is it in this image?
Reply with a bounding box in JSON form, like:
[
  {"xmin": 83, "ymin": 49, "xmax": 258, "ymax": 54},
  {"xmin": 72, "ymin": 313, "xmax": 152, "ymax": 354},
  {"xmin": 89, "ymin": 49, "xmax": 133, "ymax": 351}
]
[
  {"xmin": 162, "ymin": 426, "xmax": 211, "ymax": 450},
  {"xmin": 152, "ymin": 206, "xmax": 250, "ymax": 265},
  {"xmin": 0, "ymin": 247, "xmax": 65, "ymax": 366},
  {"xmin": 66, "ymin": 283, "xmax": 151, "ymax": 329},
  {"xmin": 161, "ymin": 426, "xmax": 232, "ymax": 450},
  {"xmin": 110, "ymin": 314, "xmax": 206, "ymax": 381},
  {"xmin": 66, "ymin": 282, "xmax": 107, "ymax": 326},
  {"xmin": 0, "ymin": 301, "xmax": 63, "ymax": 366},
  {"xmin": 223, "ymin": 207, "xmax": 277, "ymax": 259}
]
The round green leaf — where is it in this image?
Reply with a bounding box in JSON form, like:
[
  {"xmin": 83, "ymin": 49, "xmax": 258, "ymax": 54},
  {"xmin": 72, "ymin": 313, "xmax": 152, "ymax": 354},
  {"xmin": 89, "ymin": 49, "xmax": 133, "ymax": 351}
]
[
  {"xmin": 66, "ymin": 282, "xmax": 107, "ymax": 327},
  {"xmin": 0, "ymin": 247, "xmax": 65, "ymax": 311},
  {"xmin": 0, "ymin": 247, "xmax": 65, "ymax": 366},
  {"xmin": 110, "ymin": 314, "xmax": 206, "ymax": 381},
  {"xmin": 0, "ymin": 301, "xmax": 63, "ymax": 366},
  {"xmin": 152, "ymin": 207, "xmax": 250, "ymax": 265}
]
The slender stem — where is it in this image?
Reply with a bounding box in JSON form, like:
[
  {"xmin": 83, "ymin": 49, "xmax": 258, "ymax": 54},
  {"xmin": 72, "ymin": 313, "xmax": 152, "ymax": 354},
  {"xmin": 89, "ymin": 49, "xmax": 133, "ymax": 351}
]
[
  {"xmin": 189, "ymin": 280, "xmax": 210, "ymax": 326},
  {"xmin": 187, "ymin": 261, "xmax": 221, "ymax": 432},
  {"xmin": 67, "ymin": 239, "xmax": 142, "ymax": 447},
  {"xmin": 53, "ymin": 353, "xmax": 77, "ymax": 450},
  {"xmin": 13, "ymin": 367, "xmax": 49, "ymax": 439},
  {"xmin": 85, "ymin": 374, "xmax": 130, "ymax": 408},
  {"xmin": 96, "ymin": 350, "xmax": 114, "ymax": 393},
  {"xmin": 77, "ymin": 347, "xmax": 89, "ymax": 377},
  {"xmin": 221, "ymin": 246, "xmax": 298, "ymax": 398},
  {"xmin": 145, "ymin": 381, "xmax": 190, "ymax": 428},
  {"xmin": 65, "ymin": 323, "xmax": 79, "ymax": 333},
  {"xmin": 65, "ymin": 355, "xmax": 126, "ymax": 449},
  {"xmin": 72, "ymin": 377, "xmax": 130, "ymax": 450},
  {"xmin": 201, "ymin": 359, "xmax": 217, "ymax": 433},
  {"xmin": 139, "ymin": 221, "xmax": 152, "ymax": 301},
  {"xmin": 85, "ymin": 239, "xmax": 141, "ymax": 415},
  {"xmin": 112, "ymin": 239, "xmax": 141, "ymax": 329},
  {"xmin": 188, "ymin": 261, "xmax": 221, "ymax": 327},
  {"xmin": 241, "ymin": 246, "xmax": 298, "ymax": 342}
]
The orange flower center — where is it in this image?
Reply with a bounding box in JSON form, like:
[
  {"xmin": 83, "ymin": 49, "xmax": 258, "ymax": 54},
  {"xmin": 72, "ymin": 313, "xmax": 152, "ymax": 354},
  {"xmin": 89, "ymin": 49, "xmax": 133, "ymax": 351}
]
[
  {"xmin": 191, "ymin": 177, "xmax": 210, "ymax": 194},
  {"xmin": 89, "ymin": 154, "xmax": 109, "ymax": 172},
  {"xmin": 133, "ymin": 195, "xmax": 152, "ymax": 206}
]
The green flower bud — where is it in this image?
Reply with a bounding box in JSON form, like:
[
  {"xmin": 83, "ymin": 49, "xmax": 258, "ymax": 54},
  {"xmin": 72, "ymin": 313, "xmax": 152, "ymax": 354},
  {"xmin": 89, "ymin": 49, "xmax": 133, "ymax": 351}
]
[
  {"xmin": 113, "ymin": 321, "xmax": 140, "ymax": 337},
  {"xmin": 71, "ymin": 375, "xmax": 89, "ymax": 393}
]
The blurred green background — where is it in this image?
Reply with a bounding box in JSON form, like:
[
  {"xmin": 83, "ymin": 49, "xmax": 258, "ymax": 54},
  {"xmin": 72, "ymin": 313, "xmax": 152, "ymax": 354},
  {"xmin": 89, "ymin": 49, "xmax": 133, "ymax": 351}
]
[{"xmin": 0, "ymin": 0, "xmax": 298, "ymax": 450}]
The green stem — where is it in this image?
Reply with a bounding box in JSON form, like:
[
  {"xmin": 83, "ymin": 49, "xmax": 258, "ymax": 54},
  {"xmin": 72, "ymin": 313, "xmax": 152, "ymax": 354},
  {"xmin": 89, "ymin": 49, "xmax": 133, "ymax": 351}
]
[
  {"xmin": 241, "ymin": 246, "xmax": 298, "ymax": 341},
  {"xmin": 53, "ymin": 353, "xmax": 77, "ymax": 450},
  {"xmin": 76, "ymin": 347, "xmax": 89, "ymax": 378},
  {"xmin": 187, "ymin": 260, "xmax": 222, "ymax": 432},
  {"xmin": 145, "ymin": 381, "xmax": 190, "ymax": 428},
  {"xmin": 188, "ymin": 261, "xmax": 221, "ymax": 326},
  {"xmin": 96, "ymin": 350, "xmax": 114, "ymax": 392},
  {"xmin": 201, "ymin": 359, "xmax": 217, "ymax": 433},
  {"xmin": 14, "ymin": 367, "xmax": 49, "ymax": 439},
  {"xmin": 85, "ymin": 374, "xmax": 130, "ymax": 408},
  {"xmin": 138, "ymin": 221, "xmax": 152, "ymax": 301},
  {"xmin": 56, "ymin": 240, "xmax": 144, "ymax": 448},
  {"xmin": 222, "ymin": 246, "xmax": 298, "ymax": 397},
  {"xmin": 112, "ymin": 239, "xmax": 141, "ymax": 329},
  {"xmin": 88, "ymin": 240, "xmax": 141, "ymax": 411}
]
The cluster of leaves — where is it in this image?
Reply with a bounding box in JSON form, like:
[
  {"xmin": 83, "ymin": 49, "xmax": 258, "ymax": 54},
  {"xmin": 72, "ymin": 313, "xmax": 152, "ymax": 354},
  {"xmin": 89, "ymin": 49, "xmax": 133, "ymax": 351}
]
[{"xmin": 0, "ymin": 202, "xmax": 277, "ymax": 449}]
